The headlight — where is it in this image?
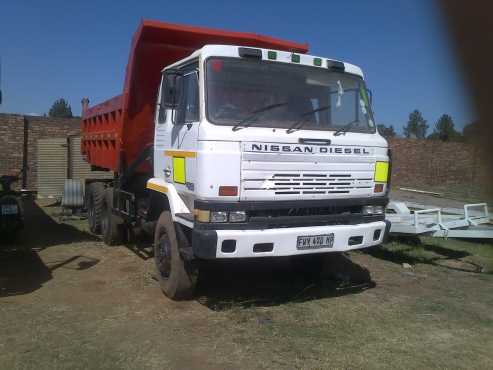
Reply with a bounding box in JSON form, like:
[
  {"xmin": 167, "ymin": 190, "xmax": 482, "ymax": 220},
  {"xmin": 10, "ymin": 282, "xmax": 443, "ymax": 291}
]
[
  {"xmin": 210, "ymin": 211, "xmax": 228, "ymax": 223},
  {"xmin": 195, "ymin": 209, "xmax": 248, "ymax": 223},
  {"xmin": 229, "ymin": 211, "xmax": 247, "ymax": 223},
  {"xmin": 373, "ymin": 206, "xmax": 384, "ymax": 214},
  {"xmin": 362, "ymin": 205, "xmax": 384, "ymax": 215}
]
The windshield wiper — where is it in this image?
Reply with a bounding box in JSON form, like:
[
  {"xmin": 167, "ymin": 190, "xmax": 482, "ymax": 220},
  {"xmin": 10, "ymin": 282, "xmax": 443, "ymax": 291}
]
[
  {"xmin": 232, "ymin": 102, "xmax": 287, "ymax": 131},
  {"xmin": 333, "ymin": 119, "xmax": 358, "ymax": 136},
  {"xmin": 286, "ymin": 105, "xmax": 331, "ymax": 134}
]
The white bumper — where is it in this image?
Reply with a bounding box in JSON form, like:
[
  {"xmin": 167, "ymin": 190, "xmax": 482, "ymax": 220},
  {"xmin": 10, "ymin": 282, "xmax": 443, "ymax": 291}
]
[{"xmin": 214, "ymin": 221, "xmax": 387, "ymax": 258}]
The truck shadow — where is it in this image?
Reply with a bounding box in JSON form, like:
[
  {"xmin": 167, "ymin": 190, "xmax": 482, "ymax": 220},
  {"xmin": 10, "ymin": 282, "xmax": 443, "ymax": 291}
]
[
  {"xmin": 365, "ymin": 237, "xmax": 484, "ymax": 273},
  {"xmin": 195, "ymin": 257, "xmax": 375, "ymax": 311},
  {"xmin": 0, "ymin": 198, "xmax": 100, "ymax": 297},
  {"xmin": 16, "ymin": 198, "xmax": 99, "ymax": 249},
  {"xmin": 126, "ymin": 238, "xmax": 376, "ymax": 310}
]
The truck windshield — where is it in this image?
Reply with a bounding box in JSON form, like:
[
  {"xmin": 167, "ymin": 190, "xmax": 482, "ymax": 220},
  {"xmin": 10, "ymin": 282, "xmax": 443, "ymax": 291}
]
[{"xmin": 206, "ymin": 57, "xmax": 375, "ymax": 133}]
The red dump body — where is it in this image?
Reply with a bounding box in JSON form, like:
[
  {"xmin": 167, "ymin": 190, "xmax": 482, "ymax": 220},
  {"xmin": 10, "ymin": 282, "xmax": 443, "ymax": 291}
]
[{"xmin": 81, "ymin": 20, "xmax": 309, "ymax": 172}]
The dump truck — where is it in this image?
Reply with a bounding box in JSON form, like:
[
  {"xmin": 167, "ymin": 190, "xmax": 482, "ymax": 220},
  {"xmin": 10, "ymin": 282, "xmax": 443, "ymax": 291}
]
[{"xmin": 81, "ymin": 20, "xmax": 391, "ymax": 299}]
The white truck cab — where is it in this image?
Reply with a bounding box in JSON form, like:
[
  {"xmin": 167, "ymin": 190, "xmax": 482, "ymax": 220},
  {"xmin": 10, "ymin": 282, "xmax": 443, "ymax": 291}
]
[
  {"xmin": 148, "ymin": 44, "xmax": 390, "ymax": 255},
  {"xmin": 147, "ymin": 44, "xmax": 390, "ymax": 298}
]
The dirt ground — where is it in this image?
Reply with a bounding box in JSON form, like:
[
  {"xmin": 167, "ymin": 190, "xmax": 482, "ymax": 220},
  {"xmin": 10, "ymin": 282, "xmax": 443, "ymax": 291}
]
[{"xmin": 1, "ymin": 199, "xmax": 492, "ymax": 370}]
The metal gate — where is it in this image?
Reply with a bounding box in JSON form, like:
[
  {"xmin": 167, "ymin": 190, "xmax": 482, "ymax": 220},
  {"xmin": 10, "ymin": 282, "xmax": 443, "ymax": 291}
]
[{"xmin": 37, "ymin": 138, "xmax": 67, "ymax": 198}]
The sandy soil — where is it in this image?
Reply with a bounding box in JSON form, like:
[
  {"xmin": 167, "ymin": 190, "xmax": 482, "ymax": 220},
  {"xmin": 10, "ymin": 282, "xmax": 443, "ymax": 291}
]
[{"xmin": 1, "ymin": 199, "xmax": 492, "ymax": 369}]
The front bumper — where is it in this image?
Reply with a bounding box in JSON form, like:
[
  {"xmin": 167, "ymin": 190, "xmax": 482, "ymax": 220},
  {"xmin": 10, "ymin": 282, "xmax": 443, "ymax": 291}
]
[{"xmin": 193, "ymin": 220, "xmax": 389, "ymax": 259}]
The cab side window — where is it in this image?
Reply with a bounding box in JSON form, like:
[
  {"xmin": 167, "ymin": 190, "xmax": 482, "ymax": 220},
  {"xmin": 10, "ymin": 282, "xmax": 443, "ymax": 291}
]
[
  {"xmin": 158, "ymin": 73, "xmax": 182, "ymax": 124},
  {"xmin": 176, "ymin": 68, "xmax": 199, "ymax": 124}
]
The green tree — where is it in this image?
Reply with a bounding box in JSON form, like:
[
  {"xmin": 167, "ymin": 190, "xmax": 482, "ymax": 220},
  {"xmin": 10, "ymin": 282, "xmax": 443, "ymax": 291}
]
[
  {"xmin": 49, "ymin": 98, "xmax": 73, "ymax": 118},
  {"xmin": 428, "ymin": 114, "xmax": 462, "ymax": 141},
  {"xmin": 377, "ymin": 124, "xmax": 396, "ymax": 138},
  {"xmin": 403, "ymin": 110, "xmax": 428, "ymax": 139}
]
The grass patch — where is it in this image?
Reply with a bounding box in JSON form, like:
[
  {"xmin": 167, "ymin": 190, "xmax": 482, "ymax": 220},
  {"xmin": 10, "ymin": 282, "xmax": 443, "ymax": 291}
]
[{"xmin": 369, "ymin": 236, "xmax": 493, "ymax": 274}]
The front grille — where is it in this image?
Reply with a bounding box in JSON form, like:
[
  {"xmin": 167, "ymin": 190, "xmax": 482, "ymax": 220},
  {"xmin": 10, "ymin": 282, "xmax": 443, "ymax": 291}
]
[
  {"xmin": 248, "ymin": 204, "xmax": 361, "ymax": 218},
  {"xmin": 240, "ymin": 146, "xmax": 377, "ymax": 200},
  {"xmin": 242, "ymin": 172, "xmax": 373, "ymax": 196}
]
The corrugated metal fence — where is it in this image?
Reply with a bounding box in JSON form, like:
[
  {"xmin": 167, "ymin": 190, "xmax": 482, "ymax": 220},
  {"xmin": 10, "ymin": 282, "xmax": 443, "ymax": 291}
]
[
  {"xmin": 37, "ymin": 138, "xmax": 68, "ymax": 199},
  {"xmin": 37, "ymin": 136, "xmax": 112, "ymax": 199}
]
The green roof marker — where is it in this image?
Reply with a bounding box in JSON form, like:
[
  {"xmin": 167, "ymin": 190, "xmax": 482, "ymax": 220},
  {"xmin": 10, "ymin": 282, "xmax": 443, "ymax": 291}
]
[
  {"xmin": 291, "ymin": 54, "xmax": 300, "ymax": 63},
  {"xmin": 314, "ymin": 58, "xmax": 322, "ymax": 66},
  {"xmin": 268, "ymin": 51, "xmax": 277, "ymax": 60}
]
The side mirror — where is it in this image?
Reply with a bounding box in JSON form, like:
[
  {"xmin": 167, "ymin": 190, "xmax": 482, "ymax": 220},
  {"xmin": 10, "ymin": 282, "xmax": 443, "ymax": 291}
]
[{"xmin": 163, "ymin": 69, "xmax": 182, "ymax": 109}]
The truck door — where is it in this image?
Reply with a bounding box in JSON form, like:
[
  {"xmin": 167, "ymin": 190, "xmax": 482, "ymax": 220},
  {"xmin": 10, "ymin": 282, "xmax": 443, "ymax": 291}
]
[{"xmin": 157, "ymin": 62, "xmax": 200, "ymax": 198}]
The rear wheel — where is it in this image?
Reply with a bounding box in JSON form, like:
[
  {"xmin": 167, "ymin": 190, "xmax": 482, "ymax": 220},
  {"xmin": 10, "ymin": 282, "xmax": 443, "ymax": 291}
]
[
  {"xmin": 101, "ymin": 188, "xmax": 124, "ymax": 246},
  {"xmin": 86, "ymin": 182, "xmax": 105, "ymax": 234},
  {"xmin": 154, "ymin": 211, "xmax": 196, "ymax": 300}
]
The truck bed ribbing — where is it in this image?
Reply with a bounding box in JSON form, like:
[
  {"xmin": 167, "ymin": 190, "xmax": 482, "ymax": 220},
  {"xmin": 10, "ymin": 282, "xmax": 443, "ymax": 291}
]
[{"xmin": 81, "ymin": 20, "xmax": 309, "ymax": 173}]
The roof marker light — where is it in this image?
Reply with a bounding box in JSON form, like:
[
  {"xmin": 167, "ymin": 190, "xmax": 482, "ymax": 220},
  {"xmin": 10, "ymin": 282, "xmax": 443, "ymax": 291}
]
[{"xmin": 291, "ymin": 54, "xmax": 300, "ymax": 63}]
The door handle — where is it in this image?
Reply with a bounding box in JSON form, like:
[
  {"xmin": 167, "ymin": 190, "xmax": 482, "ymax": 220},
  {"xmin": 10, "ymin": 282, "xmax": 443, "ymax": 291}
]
[{"xmin": 164, "ymin": 168, "xmax": 171, "ymax": 177}]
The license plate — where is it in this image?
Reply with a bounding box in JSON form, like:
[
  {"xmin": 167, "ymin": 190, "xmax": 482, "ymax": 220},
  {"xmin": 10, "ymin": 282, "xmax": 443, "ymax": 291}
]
[
  {"xmin": 296, "ymin": 233, "xmax": 334, "ymax": 250},
  {"xmin": 1, "ymin": 204, "xmax": 18, "ymax": 215}
]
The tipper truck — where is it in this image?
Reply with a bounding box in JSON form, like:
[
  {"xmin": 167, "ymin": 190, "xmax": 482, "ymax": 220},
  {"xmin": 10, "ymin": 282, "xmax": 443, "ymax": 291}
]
[{"xmin": 81, "ymin": 20, "xmax": 391, "ymax": 299}]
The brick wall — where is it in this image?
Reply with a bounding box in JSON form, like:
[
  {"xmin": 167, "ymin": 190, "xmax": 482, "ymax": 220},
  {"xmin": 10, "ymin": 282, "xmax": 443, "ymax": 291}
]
[
  {"xmin": 389, "ymin": 138, "xmax": 491, "ymax": 197},
  {"xmin": 0, "ymin": 114, "xmax": 24, "ymax": 183},
  {"xmin": 0, "ymin": 113, "xmax": 80, "ymax": 190}
]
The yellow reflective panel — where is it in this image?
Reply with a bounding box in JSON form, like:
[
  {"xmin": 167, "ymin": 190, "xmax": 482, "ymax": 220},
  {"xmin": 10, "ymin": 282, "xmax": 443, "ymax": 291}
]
[
  {"xmin": 374, "ymin": 161, "xmax": 389, "ymax": 183},
  {"xmin": 173, "ymin": 157, "xmax": 186, "ymax": 184}
]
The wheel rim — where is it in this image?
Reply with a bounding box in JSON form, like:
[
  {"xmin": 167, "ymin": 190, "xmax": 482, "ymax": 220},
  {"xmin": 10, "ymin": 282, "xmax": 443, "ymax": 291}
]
[{"xmin": 155, "ymin": 234, "xmax": 171, "ymax": 279}]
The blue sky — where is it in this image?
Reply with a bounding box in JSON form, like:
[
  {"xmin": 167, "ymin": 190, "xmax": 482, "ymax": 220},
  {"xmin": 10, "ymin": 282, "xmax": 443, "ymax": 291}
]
[{"xmin": 0, "ymin": 0, "xmax": 474, "ymax": 134}]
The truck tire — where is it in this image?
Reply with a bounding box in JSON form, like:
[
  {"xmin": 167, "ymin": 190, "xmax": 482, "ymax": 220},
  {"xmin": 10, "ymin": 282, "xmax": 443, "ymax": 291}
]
[
  {"xmin": 101, "ymin": 187, "xmax": 124, "ymax": 246},
  {"xmin": 86, "ymin": 182, "xmax": 105, "ymax": 234},
  {"xmin": 154, "ymin": 211, "xmax": 196, "ymax": 300}
]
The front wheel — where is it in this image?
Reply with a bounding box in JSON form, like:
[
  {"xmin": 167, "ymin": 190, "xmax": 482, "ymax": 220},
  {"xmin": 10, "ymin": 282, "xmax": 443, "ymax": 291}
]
[{"xmin": 154, "ymin": 211, "xmax": 196, "ymax": 300}]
